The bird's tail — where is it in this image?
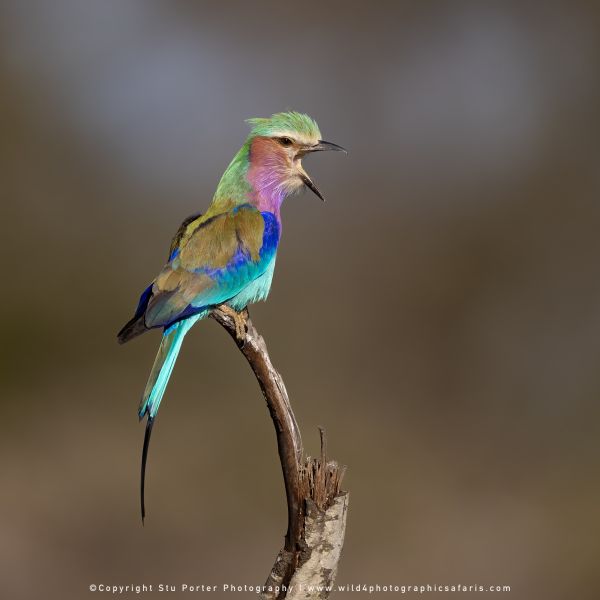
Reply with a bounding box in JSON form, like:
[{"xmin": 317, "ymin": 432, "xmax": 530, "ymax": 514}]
[
  {"xmin": 138, "ymin": 317, "xmax": 198, "ymax": 421},
  {"xmin": 138, "ymin": 314, "xmax": 201, "ymax": 522}
]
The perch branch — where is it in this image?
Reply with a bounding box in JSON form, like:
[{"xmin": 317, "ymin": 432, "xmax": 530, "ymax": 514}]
[{"xmin": 211, "ymin": 306, "xmax": 347, "ymax": 598}]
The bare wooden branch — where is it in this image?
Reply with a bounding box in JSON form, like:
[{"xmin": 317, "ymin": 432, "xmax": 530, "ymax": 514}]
[
  {"xmin": 287, "ymin": 493, "xmax": 349, "ymax": 599},
  {"xmin": 211, "ymin": 306, "xmax": 348, "ymax": 599}
]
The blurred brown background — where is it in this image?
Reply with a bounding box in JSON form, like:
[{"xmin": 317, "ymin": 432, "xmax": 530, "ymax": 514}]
[{"xmin": 1, "ymin": 1, "xmax": 599, "ymax": 599}]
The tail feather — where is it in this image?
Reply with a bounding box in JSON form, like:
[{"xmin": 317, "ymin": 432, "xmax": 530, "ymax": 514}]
[
  {"xmin": 141, "ymin": 416, "xmax": 154, "ymax": 524},
  {"xmin": 138, "ymin": 314, "xmax": 202, "ymax": 521}
]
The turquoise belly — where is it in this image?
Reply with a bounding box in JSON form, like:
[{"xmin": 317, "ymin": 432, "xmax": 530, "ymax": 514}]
[{"xmin": 226, "ymin": 257, "xmax": 276, "ymax": 311}]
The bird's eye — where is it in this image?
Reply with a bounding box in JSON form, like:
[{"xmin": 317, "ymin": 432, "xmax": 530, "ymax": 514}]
[{"xmin": 278, "ymin": 137, "xmax": 293, "ymax": 147}]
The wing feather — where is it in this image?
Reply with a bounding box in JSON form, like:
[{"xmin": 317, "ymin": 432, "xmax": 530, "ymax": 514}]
[{"xmin": 144, "ymin": 205, "xmax": 278, "ymax": 329}]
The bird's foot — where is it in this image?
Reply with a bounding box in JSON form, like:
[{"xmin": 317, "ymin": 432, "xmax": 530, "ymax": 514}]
[{"xmin": 218, "ymin": 305, "xmax": 248, "ymax": 344}]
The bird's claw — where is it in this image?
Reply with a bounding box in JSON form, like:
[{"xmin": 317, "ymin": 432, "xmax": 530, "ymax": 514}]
[{"xmin": 218, "ymin": 305, "xmax": 247, "ymax": 345}]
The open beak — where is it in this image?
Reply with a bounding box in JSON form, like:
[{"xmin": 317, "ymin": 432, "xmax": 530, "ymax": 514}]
[
  {"xmin": 300, "ymin": 171, "xmax": 326, "ymax": 201},
  {"xmin": 300, "ymin": 139, "xmax": 347, "ymax": 201},
  {"xmin": 308, "ymin": 140, "xmax": 347, "ymax": 154}
]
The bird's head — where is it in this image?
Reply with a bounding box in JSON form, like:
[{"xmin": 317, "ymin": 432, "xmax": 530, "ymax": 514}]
[{"xmin": 245, "ymin": 111, "xmax": 346, "ymax": 205}]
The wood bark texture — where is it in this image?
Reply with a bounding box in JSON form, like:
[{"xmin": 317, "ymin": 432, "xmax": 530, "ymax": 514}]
[{"xmin": 211, "ymin": 307, "xmax": 348, "ymax": 599}]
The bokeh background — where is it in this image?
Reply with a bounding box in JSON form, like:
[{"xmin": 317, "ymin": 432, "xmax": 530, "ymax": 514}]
[{"xmin": 1, "ymin": 1, "xmax": 599, "ymax": 598}]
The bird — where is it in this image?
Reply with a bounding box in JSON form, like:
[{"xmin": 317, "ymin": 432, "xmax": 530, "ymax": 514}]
[{"xmin": 117, "ymin": 111, "xmax": 345, "ymax": 522}]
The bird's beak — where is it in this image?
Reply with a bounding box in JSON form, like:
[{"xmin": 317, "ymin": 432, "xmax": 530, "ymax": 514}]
[
  {"xmin": 299, "ymin": 140, "xmax": 347, "ymax": 201},
  {"xmin": 300, "ymin": 171, "xmax": 326, "ymax": 201},
  {"xmin": 309, "ymin": 140, "xmax": 348, "ymax": 154}
]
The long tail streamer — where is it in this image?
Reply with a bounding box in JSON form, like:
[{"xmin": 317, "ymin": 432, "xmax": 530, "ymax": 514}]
[{"xmin": 138, "ymin": 314, "xmax": 202, "ymax": 522}]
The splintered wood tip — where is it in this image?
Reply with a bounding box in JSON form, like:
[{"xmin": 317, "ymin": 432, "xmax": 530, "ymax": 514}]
[{"xmin": 298, "ymin": 428, "xmax": 346, "ymax": 511}]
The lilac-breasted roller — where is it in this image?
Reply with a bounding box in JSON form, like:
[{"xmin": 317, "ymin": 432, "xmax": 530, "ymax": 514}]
[{"xmin": 117, "ymin": 112, "xmax": 345, "ymax": 520}]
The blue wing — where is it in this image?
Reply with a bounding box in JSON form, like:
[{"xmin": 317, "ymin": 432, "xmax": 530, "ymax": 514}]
[{"xmin": 143, "ymin": 205, "xmax": 279, "ymax": 330}]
